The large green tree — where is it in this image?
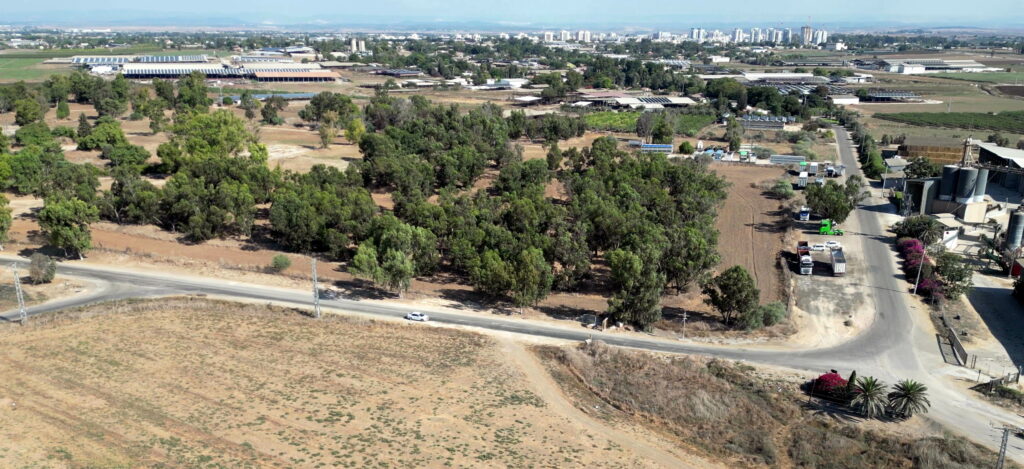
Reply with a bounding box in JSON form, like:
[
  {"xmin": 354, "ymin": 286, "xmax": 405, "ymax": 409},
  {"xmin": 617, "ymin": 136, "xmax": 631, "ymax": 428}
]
[
  {"xmin": 14, "ymin": 99, "xmax": 43, "ymax": 126},
  {"xmin": 0, "ymin": 194, "xmax": 11, "ymax": 250},
  {"xmin": 175, "ymin": 71, "xmax": 212, "ymax": 112},
  {"xmin": 805, "ymin": 175, "xmax": 867, "ymax": 224},
  {"xmin": 37, "ymin": 197, "xmax": 99, "ymax": 259},
  {"xmin": 606, "ymin": 247, "xmax": 666, "ymax": 329},
  {"xmin": 702, "ymin": 265, "xmax": 760, "ymax": 326}
]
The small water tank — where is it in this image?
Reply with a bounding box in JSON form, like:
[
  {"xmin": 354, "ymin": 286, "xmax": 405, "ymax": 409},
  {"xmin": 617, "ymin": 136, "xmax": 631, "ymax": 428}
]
[
  {"xmin": 1007, "ymin": 210, "xmax": 1024, "ymax": 250},
  {"xmin": 955, "ymin": 167, "xmax": 978, "ymax": 204},
  {"xmin": 939, "ymin": 165, "xmax": 958, "ymax": 201},
  {"xmin": 973, "ymin": 168, "xmax": 989, "ymax": 203}
]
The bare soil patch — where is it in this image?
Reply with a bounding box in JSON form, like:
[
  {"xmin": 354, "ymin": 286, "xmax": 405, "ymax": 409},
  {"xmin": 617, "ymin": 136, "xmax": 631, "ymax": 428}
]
[
  {"xmin": 710, "ymin": 163, "xmax": 791, "ymax": 305},
  {"xmin": 0, "ymin": 299, "xmax": 688, "ymax": 467}
]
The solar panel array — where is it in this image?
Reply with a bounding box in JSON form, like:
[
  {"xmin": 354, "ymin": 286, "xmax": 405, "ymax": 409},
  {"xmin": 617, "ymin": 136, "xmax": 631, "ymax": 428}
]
[
  {"xmin": 242, "ymin": 66, "xmax": 321, "ymax": 73},
  {"xmin": 72, "ymin": 57, "xmax": 130, "ymax": 64},
  {"xmin": 637, "ymin": 97, "xmax": 672, "ymax": 104},
  {"xmin": 238, "ymin": 56, "xmax": 292, "ymax": 63},
  {"xmin": 739, "ymin": 115, "xmax": 797, "ymax": 123},
  {"xmin": 123, "ymin": 66, "xmax": 242, "ymax": 77},
  {"xmin": 767, "ymin": 84, "xmax": 852, "ymax": 96},
  {"xmin": 867, "ymin": 90, "xmax": 921, "ymax": 98},
  {"xmin": 136, "ymin": 55, "xmax": 208, "ymax": 63}
]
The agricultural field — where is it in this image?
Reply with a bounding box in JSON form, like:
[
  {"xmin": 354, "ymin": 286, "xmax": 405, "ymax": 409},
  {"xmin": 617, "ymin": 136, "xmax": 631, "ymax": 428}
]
[
  {"xmin": 0, "ymin": 299, "xmax": 684, "ymax": 468},
  {"xmin": 710, "ymin": 164, "xmax": 790, "ymax": 305},
  {"xmin": 582, "ymin": 111, "xmax": 639, "ymax": 132},
  {"xmin": 0, "ymin": 57, "xmax": 70, "ymax": 81},
  {"xmin": 582, "ymin": 111, "xmax": 715, "ymax": 136},
  {"xmin": 873, "ymin": 110, "xmax": 1024, "ymax": 134},
  {"xmin": 932, "ymin": 71, "xmax": 1024, "ymax": 84},
  {"xmin": 538, "ymin": 341, "xmax": 1005, "ymax": 469}
]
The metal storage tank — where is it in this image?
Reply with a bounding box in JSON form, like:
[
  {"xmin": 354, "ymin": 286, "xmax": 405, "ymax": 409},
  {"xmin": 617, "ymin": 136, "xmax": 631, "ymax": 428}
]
[
  {"xmin": 955, "ymin": 167, "xmax": 978, "ymax": 203},
  {"xmin": 939, "ymin": 165, "xmax": 958, "ymax": 201},
  {"xmin": 1007, "ymin": 210, "xmax": 1024, "ymax": 250},
  {"xmin": 973, "ymin": 168, "xmax": 989, "ymax": 203}
]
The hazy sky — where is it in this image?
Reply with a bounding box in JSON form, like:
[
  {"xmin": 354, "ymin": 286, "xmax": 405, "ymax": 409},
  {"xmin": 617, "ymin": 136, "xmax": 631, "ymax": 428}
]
[{"xmin": 6, "ymin": 0, "xmax": 1024, "ymax": 27}]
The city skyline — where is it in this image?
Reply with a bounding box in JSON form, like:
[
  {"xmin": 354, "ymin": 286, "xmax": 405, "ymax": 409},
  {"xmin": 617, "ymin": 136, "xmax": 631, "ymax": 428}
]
[{"xmin": 3, "ymin": 0, "xmax": 1023, "ymax": 29}]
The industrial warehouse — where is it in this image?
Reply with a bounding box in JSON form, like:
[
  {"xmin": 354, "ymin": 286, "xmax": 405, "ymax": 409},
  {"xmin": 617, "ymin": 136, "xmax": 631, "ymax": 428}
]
[{"xmin": 61, "ymin": 54, "xmax": 339, "ymax": 82}]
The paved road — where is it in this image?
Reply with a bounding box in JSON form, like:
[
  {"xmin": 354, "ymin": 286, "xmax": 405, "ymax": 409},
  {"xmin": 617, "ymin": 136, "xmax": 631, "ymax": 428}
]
[{"xmin": 2, "ymin": 126, "xmax": 1022, "ymax": 460}]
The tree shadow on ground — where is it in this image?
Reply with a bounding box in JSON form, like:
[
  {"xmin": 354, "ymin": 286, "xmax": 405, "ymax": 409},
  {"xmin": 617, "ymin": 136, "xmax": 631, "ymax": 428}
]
[{"xmin": 327, "ymin": 278, "xmax": 392, "ymax": 301}]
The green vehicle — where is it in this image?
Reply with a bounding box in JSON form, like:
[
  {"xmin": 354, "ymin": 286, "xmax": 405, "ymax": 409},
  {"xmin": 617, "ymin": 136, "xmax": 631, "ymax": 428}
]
[{"xmin": 820, "ymin": 219, "xmax": 844, "ymax": 236}]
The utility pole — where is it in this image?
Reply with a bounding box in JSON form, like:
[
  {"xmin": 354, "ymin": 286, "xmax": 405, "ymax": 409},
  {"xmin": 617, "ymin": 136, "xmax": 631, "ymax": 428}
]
[
  {"xmin": 996, "ymin": 426, "xmax": 1010, "ymax": 469},
  {"xmin": 311, "ymin": 257, "xmax": 321, "ymax": 319},
  {"xmin": 10, "ymin": 263, "xmax": 27, "ymax": 324},
  {"xmin": 681, "ymin": 311, "xmax": 688, "ymax": 338}
]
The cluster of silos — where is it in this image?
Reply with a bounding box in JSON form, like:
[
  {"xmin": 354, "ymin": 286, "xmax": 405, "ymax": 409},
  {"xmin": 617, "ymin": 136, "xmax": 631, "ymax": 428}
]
[
  {"xmin": 938, "ymin": 165, "xmax": 988, "ymax": 203},
  {"xmin": 1006, "ymin": 210, "xmax": 1024, "ymax": 250}
]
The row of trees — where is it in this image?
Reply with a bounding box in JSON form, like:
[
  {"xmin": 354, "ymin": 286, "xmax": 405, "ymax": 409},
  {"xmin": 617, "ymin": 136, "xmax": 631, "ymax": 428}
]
[
  {"xmin": 813, "ymin": 371, "xmax": 932, "ymax": 420},
  {"xmin": 893, "ymin": 217, "xmax": 974, "ymax": 301},
  {"xmin": 2, "ymin": 73, "xmax": 735, "ymax": 330}
]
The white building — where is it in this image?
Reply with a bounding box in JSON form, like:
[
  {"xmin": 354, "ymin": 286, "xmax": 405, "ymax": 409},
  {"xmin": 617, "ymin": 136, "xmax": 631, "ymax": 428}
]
[
  {"xmin": 560, "ymin": 30, "xmax": 571, "ymax": 41},
  {"xmin": 350, "ymin": 38, "xmax": 358, "ymax": 53},
  {"xmin": 824, "ymin": 41, "xmax": 847, "ymax": 51},
  {"xmin": 709, "ymin": 55, "xmax": 731, "ymax": 63},
  {"xmin": 813, "ymin": 30, "xmax": 828, "ymax": 45},
  {"xmin": 543, "ymin": 31, "xmax": 554, "ymax": 42},
  {"xmin": 358, "ymin": 40, "xmax": 366, "ymax": 53}
]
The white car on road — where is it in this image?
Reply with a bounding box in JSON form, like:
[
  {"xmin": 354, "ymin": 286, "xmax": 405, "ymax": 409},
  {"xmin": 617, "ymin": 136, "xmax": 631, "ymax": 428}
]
[
  {"xmin": 825, "ymin": 241, "xmax": 842, "ymax": 251},
  {"xmin": 811, "ymin": 243, "xmax": 827, "ymax": 252},
  {"xmin": 405, "ymin": 312, "xmax": 429, "ymax": 322}
]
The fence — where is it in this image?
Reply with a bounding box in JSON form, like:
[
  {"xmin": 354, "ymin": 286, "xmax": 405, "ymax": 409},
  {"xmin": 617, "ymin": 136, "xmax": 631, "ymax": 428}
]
[
  {"xmin": 978, "ymin": 371, "xmax": 1022, "ymax": 394},
  {"xmin": 947, "ymin": 326, "xmax": 970, "ymax": 366}
]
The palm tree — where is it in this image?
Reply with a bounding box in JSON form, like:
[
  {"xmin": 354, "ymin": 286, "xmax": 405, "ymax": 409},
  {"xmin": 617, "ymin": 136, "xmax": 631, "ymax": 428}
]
[
  {"xmin": 888, "ymin": 379, "xmax": 931, "ymax": 419},
  {"xmin": 850, "ymin": 376, "xmax": 887, "ymax": 419}
]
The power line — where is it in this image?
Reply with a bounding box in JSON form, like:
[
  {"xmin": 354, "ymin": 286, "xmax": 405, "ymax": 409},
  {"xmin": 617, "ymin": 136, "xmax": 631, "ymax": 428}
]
[
  {"xmin": 9, "ymin": 263, "xmax": 27, "ymax": 324},
  {"xmin": 311, "ymin": 256, "xmax": 321, "ymax": 320}
]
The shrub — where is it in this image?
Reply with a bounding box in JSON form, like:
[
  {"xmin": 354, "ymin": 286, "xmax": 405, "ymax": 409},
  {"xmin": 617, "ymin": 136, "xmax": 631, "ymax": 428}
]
[
  {"xmin": 50, "ymin": 126, "xmax": 76, "ymax": 139},
  {"xmin": 768, "ymin": 178, "xmax": 795, "ymax": 199},
  {"xmin": 739, "ymin": 302, "xmax": 788, "ymax": 330},
  {"xmin": 28, "ymin": 253, "xmax": 56, "ymax": 284},
  {"xmin": 758, "ymin": 302, "xmax": 787, "ymax": 326},
  {"xmin": 812, "ymin": 372, "xmax": 848, "ymax": 397},
  {"xmin": 269, "ymin": 254, "xmax": 292, "ymax": 273},
  {"xmin": 222, "ymin": 96, "xmax": 235, "ymax": 106},
  {"xmin": 678, "ymin": 141, "xmax": 694, "ymax": 154}
]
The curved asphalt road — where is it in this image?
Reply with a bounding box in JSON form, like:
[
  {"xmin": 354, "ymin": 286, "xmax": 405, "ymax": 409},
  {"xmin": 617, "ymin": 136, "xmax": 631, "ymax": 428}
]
[{"xmin": 2, "ymin": 126, "xmax": 1021, "ymax": 460}]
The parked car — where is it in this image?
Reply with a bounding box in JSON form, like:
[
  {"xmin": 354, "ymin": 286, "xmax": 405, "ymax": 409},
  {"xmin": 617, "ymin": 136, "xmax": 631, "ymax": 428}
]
[
  {"xmin": 825, "ymin": 241, "xmax": 842, "ymax": 251},
  {"xmin": 811, "ymin": 243, "xmax": 826, "ymax": 252},
  {"xmin": 405, "ymin": 312, "xmax": 429, "ymax": 322}
]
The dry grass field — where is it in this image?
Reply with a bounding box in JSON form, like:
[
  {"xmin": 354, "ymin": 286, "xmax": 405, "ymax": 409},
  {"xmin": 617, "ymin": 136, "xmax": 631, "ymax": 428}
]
[
  {"xmin": 538, "ymin": 341, "xmax": 1008, "ymax": 469},
  {"xmin": 0, "ymin": 299, "xmax": 687, "ymax": 468}
]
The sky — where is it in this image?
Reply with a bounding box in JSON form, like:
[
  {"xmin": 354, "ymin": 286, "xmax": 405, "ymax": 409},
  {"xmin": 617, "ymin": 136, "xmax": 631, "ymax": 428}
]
[{"xmin": 5, "ymin": 0, "xmax": 1024, "ymax": 29}]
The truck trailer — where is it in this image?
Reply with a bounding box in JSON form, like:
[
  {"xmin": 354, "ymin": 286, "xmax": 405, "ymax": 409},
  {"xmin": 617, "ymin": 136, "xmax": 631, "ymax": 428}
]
[
  {"xmin": 830, "ymin": 249, "xmax": 847, "ymax": 276},
  {"xmin": 797, "ymin": 241, "xmax": 813, "ymax": 275},
  {"xmin": 798, "ymin": 171, "xmax": 809, "ymax": 188}
]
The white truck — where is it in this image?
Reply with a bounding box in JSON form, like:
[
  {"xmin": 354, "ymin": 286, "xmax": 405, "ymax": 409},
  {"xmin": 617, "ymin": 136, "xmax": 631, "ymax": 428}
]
[
  {"xmin": 798, "ymin": 171, "xmax": 809, "ymax": 188},
  {"xmin": 797, "ymin": 241, "xmax": 813, "ymax": 275},
  {"xmin": 830, "ymin": 249, "xmax": 847, "ymax": 276},
  {"xmin": 808, "ymin": 162, "xmax": 819, "ymax": 176},
  {"xmin": 800, "ymin": 255, "xmax": 814, "ymax": 275},
  {"xmin": 799, "ymin": 206, "xmax": 811, "ymax": 221}
]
